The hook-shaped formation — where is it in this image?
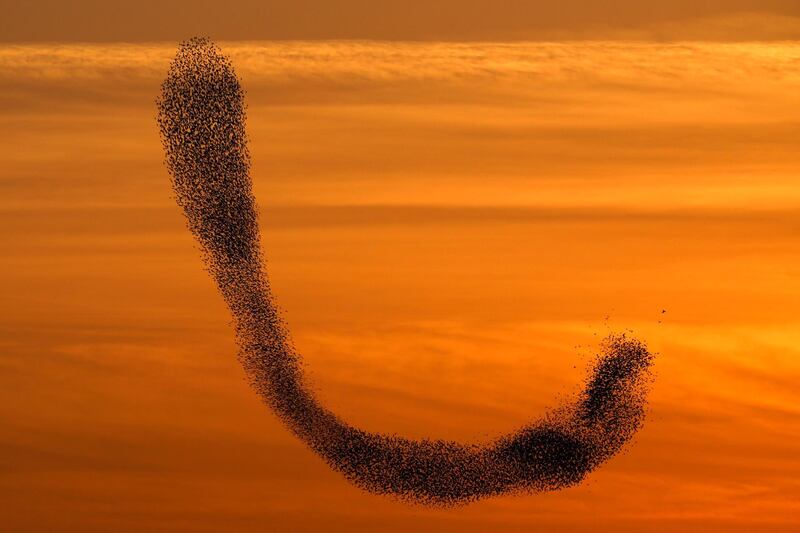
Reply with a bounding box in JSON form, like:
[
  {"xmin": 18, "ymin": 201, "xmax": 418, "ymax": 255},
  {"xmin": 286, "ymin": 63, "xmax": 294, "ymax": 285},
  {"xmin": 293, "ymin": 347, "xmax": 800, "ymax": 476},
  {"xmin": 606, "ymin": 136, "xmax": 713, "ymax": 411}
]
[{"xmin": 157, "ymin": 37, "xmax": 654, "ymax": 505}]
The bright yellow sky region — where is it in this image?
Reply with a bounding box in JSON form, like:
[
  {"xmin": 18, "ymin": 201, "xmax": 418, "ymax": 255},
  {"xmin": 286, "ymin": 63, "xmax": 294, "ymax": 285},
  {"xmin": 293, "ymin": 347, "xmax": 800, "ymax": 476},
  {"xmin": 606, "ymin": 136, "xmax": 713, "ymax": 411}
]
[{"xmin": 1, "ymin": 42, "xmax": 800, "ymax": 531}]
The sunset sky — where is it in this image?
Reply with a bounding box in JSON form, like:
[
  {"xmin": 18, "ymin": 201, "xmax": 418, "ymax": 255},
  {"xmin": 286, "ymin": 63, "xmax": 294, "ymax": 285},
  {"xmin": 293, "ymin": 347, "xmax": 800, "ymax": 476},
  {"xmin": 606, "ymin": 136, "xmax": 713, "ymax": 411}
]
[{"xmin": 2, "ymin": 2, "xmax": 800, "ymax": 532}]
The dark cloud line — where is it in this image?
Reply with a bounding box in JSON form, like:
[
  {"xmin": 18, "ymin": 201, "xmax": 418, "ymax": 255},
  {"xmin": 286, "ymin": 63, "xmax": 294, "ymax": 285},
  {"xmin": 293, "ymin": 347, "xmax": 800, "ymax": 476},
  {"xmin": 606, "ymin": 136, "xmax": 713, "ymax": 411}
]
[{"xmin": 5, "ymin": 1, "xmax": 800, "ymax": 42}]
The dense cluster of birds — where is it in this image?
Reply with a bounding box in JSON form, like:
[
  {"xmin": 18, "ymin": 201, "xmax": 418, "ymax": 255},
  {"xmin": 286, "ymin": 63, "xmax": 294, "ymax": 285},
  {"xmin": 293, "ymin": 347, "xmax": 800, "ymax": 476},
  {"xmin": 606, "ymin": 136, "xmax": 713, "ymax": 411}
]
[{"xmin": 157, "ymin": 37, "xmax": 655, "ymax": 505}]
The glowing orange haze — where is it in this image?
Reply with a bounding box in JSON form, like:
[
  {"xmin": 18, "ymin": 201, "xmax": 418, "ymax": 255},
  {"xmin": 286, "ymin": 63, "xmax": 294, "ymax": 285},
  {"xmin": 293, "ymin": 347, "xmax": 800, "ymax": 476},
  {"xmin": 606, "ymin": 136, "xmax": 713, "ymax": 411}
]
[{"xmin": 1, "ymin": 42, "xmax": 799, "ymax": 531}]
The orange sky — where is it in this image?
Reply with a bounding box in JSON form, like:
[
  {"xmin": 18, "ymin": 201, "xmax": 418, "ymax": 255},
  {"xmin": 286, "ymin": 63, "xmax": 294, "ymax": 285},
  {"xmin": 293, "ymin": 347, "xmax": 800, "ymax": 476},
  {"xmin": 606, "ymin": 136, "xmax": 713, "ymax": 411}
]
[
  {"xmin": 4, "ymin": 1, "xmax": 800, "ymax": 41},
  {"xmin": 2, "ymin": 30, "xmax": 800, "ymax": 533}
]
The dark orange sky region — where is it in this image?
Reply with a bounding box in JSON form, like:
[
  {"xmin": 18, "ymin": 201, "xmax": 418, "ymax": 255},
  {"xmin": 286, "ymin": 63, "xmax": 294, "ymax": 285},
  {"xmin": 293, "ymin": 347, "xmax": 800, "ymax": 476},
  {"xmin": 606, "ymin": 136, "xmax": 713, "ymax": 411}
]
[{"xmin": 1, "ymin": 2, "xmax": 800, "ymax": 532}]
